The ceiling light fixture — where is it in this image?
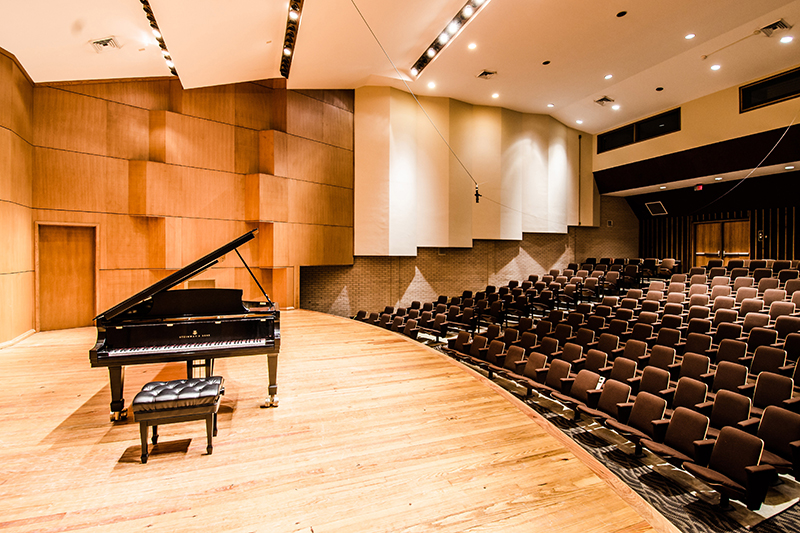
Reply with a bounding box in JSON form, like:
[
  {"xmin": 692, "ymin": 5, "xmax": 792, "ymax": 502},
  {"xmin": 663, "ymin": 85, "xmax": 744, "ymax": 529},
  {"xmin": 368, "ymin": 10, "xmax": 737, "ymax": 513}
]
[
  {"xmin": 468, "ymin": 43, "xmax": 477, "ymax": 49},
  {"xmin": 787, "ymin": 165, "xmax": 796, "ymax": 170},
  {"xmin": 409, "ymin": 0, "xmax": 494, "ymax": 78},
  {"xmin": 428, "ymin": 81, "xmax": 436, "ymax": 89},
  {"xmin": 280, "ymin": 0, "xmax": 305, "ymax": 78},
  {"xmin": 492, "ymin": 93, "xmax": 499, "ymax": 98},
  {"xmin": 576, "ymin": 120, "xmax": 583, "ymax": 124},
  {"xmin": 685, "ymin": 33, "xmax": 696, "ymax": 40},
  {"xmin": 604, "ymin": 74, "xmax": 613, "ymax": 80},
  {"xmin": 547, "ymin": 103, "xmax": 555, "ymax": 108},
  {"xmin": 611, "ymin": 104, "xmax": 620, "ymax": 111},
  {"xmin": 714, "ymin": 177, "xmax": 723, "ymax": 181},
  {"xmin": 659, "ymin": 186, "xmax": 667, "ymax": 189},
  {"xmin": 710, "ymin": 64, "xmax": 721, "ymax": 70},
  {"xmin": 781, "ymin": 36, "xmax": 794, "ymax": 43},
  {"xmin": 138, "ymin": 0, "xmax": 177, "ymax": 76}
]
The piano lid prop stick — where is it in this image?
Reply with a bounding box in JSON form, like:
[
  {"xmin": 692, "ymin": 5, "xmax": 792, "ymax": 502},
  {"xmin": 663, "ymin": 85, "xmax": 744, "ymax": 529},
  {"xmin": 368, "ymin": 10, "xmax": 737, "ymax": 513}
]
[{"xmin": 234, "ymin": 249, "xmax": 273, "ymax": 305}]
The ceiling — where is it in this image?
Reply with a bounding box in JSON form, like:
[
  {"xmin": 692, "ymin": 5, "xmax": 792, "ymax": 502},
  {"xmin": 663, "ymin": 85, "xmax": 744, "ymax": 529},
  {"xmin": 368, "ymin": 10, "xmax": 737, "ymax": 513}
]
[{"xmin": 1, "ymin": 0, "xmax": 799, "ymax": 136}]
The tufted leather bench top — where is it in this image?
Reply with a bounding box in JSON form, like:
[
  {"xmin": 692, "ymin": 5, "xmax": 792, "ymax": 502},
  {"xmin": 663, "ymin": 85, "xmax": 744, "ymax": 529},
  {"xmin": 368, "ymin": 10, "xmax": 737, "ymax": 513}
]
[{"xmin": 132, "ymin": 376, "xmax": 224, "ymax": 413}]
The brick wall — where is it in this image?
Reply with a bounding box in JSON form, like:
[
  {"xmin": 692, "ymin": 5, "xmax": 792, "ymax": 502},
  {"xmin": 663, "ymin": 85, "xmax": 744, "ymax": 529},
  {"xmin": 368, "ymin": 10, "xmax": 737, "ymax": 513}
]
[{"xmin": 300, "ymin": 196, "xmax": 638, "ymax": 316}]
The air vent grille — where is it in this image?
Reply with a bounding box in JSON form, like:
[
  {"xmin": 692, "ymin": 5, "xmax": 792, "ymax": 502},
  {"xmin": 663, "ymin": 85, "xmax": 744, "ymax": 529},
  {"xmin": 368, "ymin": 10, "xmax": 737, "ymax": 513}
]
[
  {"xmin": 91, "ymin": 37, "xmax": 119, "ymax": 53},
  {"xmin": 476, "ymin": 70, "xmax": 497, "ymax": 80},
  {"xmin": 759, "ymin": 18, "xmax": 792, "ymax": 37}
]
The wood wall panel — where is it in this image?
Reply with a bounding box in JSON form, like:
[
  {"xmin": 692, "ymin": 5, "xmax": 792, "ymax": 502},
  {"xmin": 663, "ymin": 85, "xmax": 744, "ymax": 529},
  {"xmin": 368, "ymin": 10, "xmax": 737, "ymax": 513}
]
[
  {"xmin": 0, "ymin": 202, "xmax": 33, "ymax": 273},
  {"xmin": 97, "ymin": 269, "xmax": 163, "ymax": 313},
  {"xmin": 58, "ymin": 80, "xmax": 171, "ymax": 110},
  {"xmin": 295, "ymin": 89, "xmax": 355, "ymax": 113},
  {"xmin": 273, "ymin": 222, "xmax": 353, "ymax": 267},
  {"xmin": 286, "ymin": 135, "xmax": 354, "ymax": 188},
  {"xmin": 287, "ymin": 91, "xmax": 325, "ymax": 143},
  {"xmin": 33, "ymin": 88, "xmax": 108, "ymax": 156},
  {"xmin": 0, "ymin": 272, "xmax": 34, "ymax": 342},
  {"xmin": 0, "ymin": 53, "xmax": 33, "ymax": 142},
  {"xmin": 106, "ymin": 102, "xmax": 150, "ymax": 161},
  {"xmin": 170, "ymin": 81, "xmax": 236, "ymax": 124},
  {"xmin": 148, "ymin": 110, "xmax": 236, "ymax": 172},
  {"xmin": 289, "ymin": 180, "xmax": 352, "ymax": 226},
  {"xmin": 33, "ymin": 148, "xmax": 128, "ymax": 213},
  {"xmin": 235, "ymin": 127, "xmax": 259, "ymax": 175},
  {"xmin": 173, "ymin": 218, "xmax": 258, "ymax": 269},
  {"xmin": 245, "ymin": 173, "xmax": 289, "ymax": 223},
  {"xmin": 323, "ymin": 101, "xmax": 354, "ymax": 150},
  {"xmin": 234, "ymin": 83, "xmax": 273, "ymax": 130},
  {"xmin": 128, "ymin": 160, "xmax": 244, "ymax": 220},
  {"xmin": 0, "ymin": 128, "xmax": 33, "ymax": 206}
]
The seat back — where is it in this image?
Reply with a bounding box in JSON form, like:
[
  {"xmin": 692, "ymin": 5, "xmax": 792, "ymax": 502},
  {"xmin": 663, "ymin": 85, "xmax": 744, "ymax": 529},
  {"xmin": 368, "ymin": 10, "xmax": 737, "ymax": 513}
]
[
  {"xmin": 758, "ymin": 406, "xmax": 800, "ymax": 462},
  {"xmin": 752, "ymin": 372, "xmax": 793, "ymax": 410},
  {"xmin": 638, "ymin": 366, "xmax": 670, "ymax": 396},
  {"xmin": 715, "ymin": 338, "xmax": 747, "ymax": 365},
  {"xmin": 664, "ymin": 407, "xmax": 710, "ymax": 460},
  {"xmin": 608, "ymin": 357, "xmax": 637, "ymax": 383},
  {"xmin": 568, "ymin": 370, "xmax": 601, "ymax": 403},
  {"xmin": 679, "ymin": 352, "xmax": 711, "ymax": 381},
  {"xmin": 648, "ymin": 345, "xmax": 676, "ymax": 370},
  {"xmin": 712, "ymin": 361, "xmax": 748, "ymax": 394},
  {"xmin": 672, "ymin": 377, "xmax": 708, "ymax": 411},
  {"xmin": 746, "ymin": 327, "xmax": 778, "ymax": 353},
  {"xmin": 596, "ymin": 380, "xmax": 631, "ymax": 418},
  {"xmin": 558, "ymin": 343, "xmax": 584, "ymax": 364},
  {"xmin": 683, "ymin": 333, "xmax": 712, "ymax": 356},
  {"xmin": 710, "ymin": 389, "xmax": 752, "ymax": 430},
  {"xmin": 468, "ymin": 336, "xmax": 488, "ymax": 357},
  {"xmin": 584, "ymin": 349, "xmax": 608, "ymax": 373},
  {"xmin": 544, "ymin": 359, "xmax": 572, "ymax": 389},
  {"xmin": 627, "ymin": 392, "xmax": 667, "ymax": 436},
  {"xmin": 521, "ymin": 351, "xmax": 548, "ymax": 379},
  {"xmin": 485, "ymin": 340, "xmax": 506, "ymax": 364},
  {"xmin": 621, "ymin": 339, "xmax": 647, "ymax": 361},
  {"xmin": 708, "ymin": 427, "xmax": 765, "ymax": 489},
  {"xmin": 655, "ymin": 328, "xmax": 681, "ymax": 349},
  {"xmin": 749, "ymin": 346, "xmax": 787, "ymax": 376},
  {"xmin": 502, "ymin": 346, "xmax": 526, "ymax": 372},
  {"xmin": 403, "ymin": 319, "xmax": 419, "ymax": 339},
  {"xmin": 595, "ymin": 333, "xmax": 619, "ymax": 355}
]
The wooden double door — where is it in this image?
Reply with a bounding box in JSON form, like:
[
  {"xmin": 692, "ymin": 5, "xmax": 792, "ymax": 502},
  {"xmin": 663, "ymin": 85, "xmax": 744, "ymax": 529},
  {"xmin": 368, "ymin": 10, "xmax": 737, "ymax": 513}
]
[{"xmin": 694, "ymin": 220, "xmax": 750, "ymax": 268}]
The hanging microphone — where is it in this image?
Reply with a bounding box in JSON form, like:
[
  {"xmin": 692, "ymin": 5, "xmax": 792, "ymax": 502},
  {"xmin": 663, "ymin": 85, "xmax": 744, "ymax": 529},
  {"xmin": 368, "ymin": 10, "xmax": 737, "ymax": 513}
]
[{"xmin": 475, "ymin": 185, "xmax": 482, "ymax": 203}]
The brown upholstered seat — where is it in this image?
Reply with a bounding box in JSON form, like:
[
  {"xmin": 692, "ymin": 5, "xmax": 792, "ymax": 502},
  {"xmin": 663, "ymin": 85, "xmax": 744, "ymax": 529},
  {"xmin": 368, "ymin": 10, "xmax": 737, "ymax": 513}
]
[
  {"xmin": 606, "ymin": 391, "xmax": 667, "ymax": 456},
  {"xmin": 756, "ymin": 406, "xmax": 800, "ymax": 480},
  {"xmin": 683, "ymin": 427, "xmax": 776, "ymax": 510},
  {"xmin": 642, "ymin": 406, "xmax": 711, "ymax": 466}
]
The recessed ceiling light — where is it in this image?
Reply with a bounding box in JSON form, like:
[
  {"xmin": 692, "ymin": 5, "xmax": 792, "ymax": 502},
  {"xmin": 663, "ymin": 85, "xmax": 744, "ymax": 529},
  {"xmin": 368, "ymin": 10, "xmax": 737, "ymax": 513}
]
[
  {"xmin": 710, "ymin": 64, "xmax": 721, "ymax": 71},
  {"xmin": 547, "ymin": 103, "xmax": 555, "ymax": 108},
  {"xmin": 659, "ymin": 186, "xmax": 667, "ymax": 189},
  {"xmin": 462, "ymin": 5, "xmax": 474, "ymax": 17},
  {"xmin": 542, "ymin": 60, "xmax": 551, "ymax": 65},
  {"xmin": 468, "ymin": 43, "xmax": 477, "ymax": 50},
  {"xmin": 656, "ymin": 86, "xmax": 664, "ymax": 91},
  {"xmin": 428, "ymin": 82, "xmax": 436, "ymax": 89},
  {"xmin": 288, "ymin": 9, "xmax": 299, "ymax": 21},
  {"xmin": 616, "ymin": 11, "xmax": 627, "ymax": 18},
  {"xmin": 714, "ymin": 177, "xmax": 723, "ymax": 181},
  {"xmin": 786, "ymin": 165, "xmax": 796, "ymax": 170},
  {"xmin": 605, "ymin": 74, "xmax": 613, "ymax": 80},
  {"xmin": 438, "ymin": 33, "xmax": 450, "ymax": 45},
  {"xmin": 576, "ymin": 120, "xmax": 583, "ymax": 124},
  {"xmin": 685, "ymin": 33, "xmax": 696, "ymax": 40},
  {"xmin": 781, "ymin": 36, "xmax": 794, "ymax": 44},
  {"xmin": 283, "ymin": 47, "xmax": 292, "ymax": 56},
  {"xmin": 427, "ymin": 48, "xmax": 436, "ymax": 58},
  {"xmin": 611, "ymin": 104, "xmax": 620, "ymax": 111},
  {"xmin": 492, "ymin": 93, "xmax": 499, "ymax": 98}
]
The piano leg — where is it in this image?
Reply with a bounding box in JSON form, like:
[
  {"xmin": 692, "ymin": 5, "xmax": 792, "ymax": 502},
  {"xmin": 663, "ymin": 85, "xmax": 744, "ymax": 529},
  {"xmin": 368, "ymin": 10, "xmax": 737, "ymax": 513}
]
[
  {"xmin": 108, "ymin": 366, "xmax": 127, "ymax": 421},
  {"xmin": 263, "ymin": 352, "xmax": 279, "ymax": 408}
]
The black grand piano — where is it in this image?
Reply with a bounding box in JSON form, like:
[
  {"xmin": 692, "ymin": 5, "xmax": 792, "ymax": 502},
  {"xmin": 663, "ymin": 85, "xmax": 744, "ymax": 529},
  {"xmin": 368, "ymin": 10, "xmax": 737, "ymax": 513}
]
[{"xmin": 90, "ymin": 229, "xmax": 280, "ymax": 420}]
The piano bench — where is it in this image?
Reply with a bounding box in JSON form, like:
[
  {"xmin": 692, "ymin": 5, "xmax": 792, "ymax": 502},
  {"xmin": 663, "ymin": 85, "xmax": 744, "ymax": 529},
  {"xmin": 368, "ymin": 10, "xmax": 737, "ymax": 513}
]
[{"xmin": 131, "ymin": 376, "xmax": 224, "ymax": 464}]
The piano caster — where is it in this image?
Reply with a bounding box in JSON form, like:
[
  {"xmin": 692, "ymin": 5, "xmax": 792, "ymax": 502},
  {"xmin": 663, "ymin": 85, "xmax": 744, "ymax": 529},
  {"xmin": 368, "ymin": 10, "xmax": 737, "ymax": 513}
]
[
  {"xmin": 110, "ymin": 409, "xmax": 128, "ymax": 422},
  {"xmin": 261, "ymin": 395, "xmax": 279, "ymax": 408}
]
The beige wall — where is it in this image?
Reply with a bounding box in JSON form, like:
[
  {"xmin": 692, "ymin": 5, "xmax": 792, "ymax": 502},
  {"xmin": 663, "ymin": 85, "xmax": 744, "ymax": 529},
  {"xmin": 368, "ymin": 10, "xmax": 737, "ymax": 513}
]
[
  {"xmin": 594, "ymin": 62, "xmax": 800, "ymax": 171},
  {"xmin": 355, "ymin": 87, "xmax": 598, "ymax": 256},
  {"xmin": 0, "ymin": 48, "xmax": 355, "ymax": 344},
  {"xmin": 302, "ymin": 196, "xmax": 638, "ymax": 317}
]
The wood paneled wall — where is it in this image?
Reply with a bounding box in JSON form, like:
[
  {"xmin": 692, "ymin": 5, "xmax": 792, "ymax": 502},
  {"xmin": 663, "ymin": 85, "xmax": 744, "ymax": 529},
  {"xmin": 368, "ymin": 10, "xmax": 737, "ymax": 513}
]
[
  {"xmin": 0, "ymin": 50, "xmax": 34, "ymax": 345},
  {"xmin": 0, "ymin": 46, "xmax": 354, "ymax": 342}
]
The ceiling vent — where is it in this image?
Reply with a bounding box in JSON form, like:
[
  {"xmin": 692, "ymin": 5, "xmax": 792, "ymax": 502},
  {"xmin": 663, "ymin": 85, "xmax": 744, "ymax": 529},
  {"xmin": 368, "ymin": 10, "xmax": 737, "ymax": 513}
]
[
  {"xmin": 594, "ymin": 95, "xmax": 615, "ymax": 106},
  {"xmin": 91, "ymin": 36, "xmax": 119, "ymax": 53},
  {"xmin": 476, "ymin": 70, "xmax": 497, "ymax": 80},
  {"xmin": 759, "ymin": 18, "xmax": 792, "ymax": 37}
]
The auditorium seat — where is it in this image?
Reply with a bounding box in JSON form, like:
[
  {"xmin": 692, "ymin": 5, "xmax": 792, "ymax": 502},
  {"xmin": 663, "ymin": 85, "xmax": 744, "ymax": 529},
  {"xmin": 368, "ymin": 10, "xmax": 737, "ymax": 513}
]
[
  {"xmin": 704, "ymin": 361, "xmax": 748, "ymax": 402},
  {"xmin": 744, "ymin": 372, "xmax": 797, "ymax": 418},
  {"xmin": 755, "ymin": 406, "xmax": 800, "ymax": 480},
  {"xmin": 683, "ymin": 426, "xmax": 775, "ymax": 511},
  {"xmin": 578, "ymin": 379, "xmax": 632, "ymax": 423},
  {"xmin": 551, "ymin": 369, "xmax": 602, "ymax": 419},
  {"xmin": 642, "ymin": 407, "xmax": 711, "ymax": 468},
  {"xmin": 607, "ymin": 391, "xmax": 667, "ymax": 456},
  {"xmin": 627, "ymin": 365, "xmax": 670, "ymax": 402}
]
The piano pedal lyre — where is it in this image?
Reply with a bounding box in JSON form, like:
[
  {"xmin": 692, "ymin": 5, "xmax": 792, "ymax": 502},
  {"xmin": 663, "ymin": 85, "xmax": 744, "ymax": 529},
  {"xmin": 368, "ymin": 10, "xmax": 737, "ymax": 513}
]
[
  {"xmin": 110, "ymin": 408, "xmax": 128, "ymax": 422},
  {"xmin": 262, "ymin": 395, "xmax": 279, "ymax": 408}
]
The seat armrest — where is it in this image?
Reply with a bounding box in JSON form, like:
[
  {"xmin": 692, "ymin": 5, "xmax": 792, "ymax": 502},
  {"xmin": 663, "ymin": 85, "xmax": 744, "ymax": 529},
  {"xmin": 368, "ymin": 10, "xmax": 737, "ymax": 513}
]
[
  {"xmin": 514, "ymin": 360, "xmax": 526, "ymax": 373},
  {"xmin": 616, "ymin": 402, "xmax": 634, "ymax": 424},
  {"xmin": 667, "ymin": 362, "xmax": 681, "ymax": 382},
  {"xmin": 534, "ymin": 367, "xmax": 549, "ymax": 383},
  {"xmin": 627, "ymin": 375, "xmax": 642, "ymax": 395},
  {"xmin": 783, "ymin": 395, "xmax": 800, "ymax": 413},
  {"xmin": 737, "ymin": 383, "xmax": 755, "ymax": 397},
  {"xmin": 477, "ymin": 347, "xmax": 489, "ymax": 359},
  {"xmin": 659, "ymin": 386, "xmax": 676, "ymax": 405},
  {"xmin": 598, "ymin": 364, "xmax": 612, "ymax": 378},
  {"xmin": 651, "ymin": 418, "xmax": 670, "ymax": 443},
  {"xmin": 559, "ymin": 377, "xmax": 575, "ymax": 395},
  {"xmin": 779, "ymin": 363, "xmax": 795, "ymax": 376},
  {"xmin": 699, "ymin": 371, "xmax": 715, "ymax": 387},
  {"xmin": 695, "ymin": 400, "xmax": 713, "ymax": 416},
  {"xmin": 572, "ymin": 356, "xmax": 587, "ymax": 372},
  {"xmin": 737, "ymin": 417, "xmax": 760, "ymax": 434},
  {"xmin": 585, "ymin": 388, "xmax": 602, "ymax": 409},
  {"xmin": 745, "ymin": 465, "xmax": 778, "ymax": 511},
  {"xmin": 693, "ymin": 439, "xmax": 716, "ymax": 467}
]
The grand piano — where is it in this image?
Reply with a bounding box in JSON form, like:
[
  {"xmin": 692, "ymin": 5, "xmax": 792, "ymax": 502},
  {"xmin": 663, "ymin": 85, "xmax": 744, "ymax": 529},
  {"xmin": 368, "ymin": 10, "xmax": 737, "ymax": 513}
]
[{"xmin": 90, "ymin": 229, "xmax": 280, "ymax": 420}]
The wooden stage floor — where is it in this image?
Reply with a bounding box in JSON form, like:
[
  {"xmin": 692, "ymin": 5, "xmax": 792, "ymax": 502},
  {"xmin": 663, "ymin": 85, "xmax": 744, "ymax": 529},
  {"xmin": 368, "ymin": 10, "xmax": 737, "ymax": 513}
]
[{"xmin": 0, "ymin": 310, "xmax": 677, "ymax": 533}]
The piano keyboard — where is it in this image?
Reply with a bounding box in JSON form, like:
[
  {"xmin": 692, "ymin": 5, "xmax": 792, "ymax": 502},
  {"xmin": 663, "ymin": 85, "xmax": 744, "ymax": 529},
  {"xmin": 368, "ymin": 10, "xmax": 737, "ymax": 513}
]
[{"xmin": 106, "ymin": 338, "xmax": 268, "ymax": 356}]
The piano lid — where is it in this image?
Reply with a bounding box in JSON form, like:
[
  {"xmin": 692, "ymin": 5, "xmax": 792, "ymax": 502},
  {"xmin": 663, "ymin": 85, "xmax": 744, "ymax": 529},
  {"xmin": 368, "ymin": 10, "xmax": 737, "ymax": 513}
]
[{"xmin": 95, "ymin": 229, "xmax": 259, "ymax": 323}]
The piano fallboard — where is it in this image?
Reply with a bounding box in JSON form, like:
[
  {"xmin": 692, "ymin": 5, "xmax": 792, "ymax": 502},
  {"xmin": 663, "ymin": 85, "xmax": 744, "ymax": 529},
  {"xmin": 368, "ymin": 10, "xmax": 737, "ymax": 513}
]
[{"xmin": 90, "ymin": 314, "xmax": 279, "ymax": 368}]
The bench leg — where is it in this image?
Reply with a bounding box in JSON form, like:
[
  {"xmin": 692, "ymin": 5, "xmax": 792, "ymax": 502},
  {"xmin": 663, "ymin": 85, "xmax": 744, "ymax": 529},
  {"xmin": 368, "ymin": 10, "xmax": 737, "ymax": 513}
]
[
  {"xmin": 205, "ymin": 414, "xmax": 214, "ymax": 455},
  {"xmin": 152, "ymin": 425, "xmax": 158, "ymax": 445},
  {"xmin": 139, "ymin": 422, "xmax": 149, "ymax": 464}
]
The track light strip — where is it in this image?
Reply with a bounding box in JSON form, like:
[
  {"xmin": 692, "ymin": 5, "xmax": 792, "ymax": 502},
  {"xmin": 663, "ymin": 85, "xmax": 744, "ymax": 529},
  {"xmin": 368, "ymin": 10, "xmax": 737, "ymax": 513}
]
[{"xmin": 139, "ymin": 0, "xmax": 177, "ymax": 76}]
